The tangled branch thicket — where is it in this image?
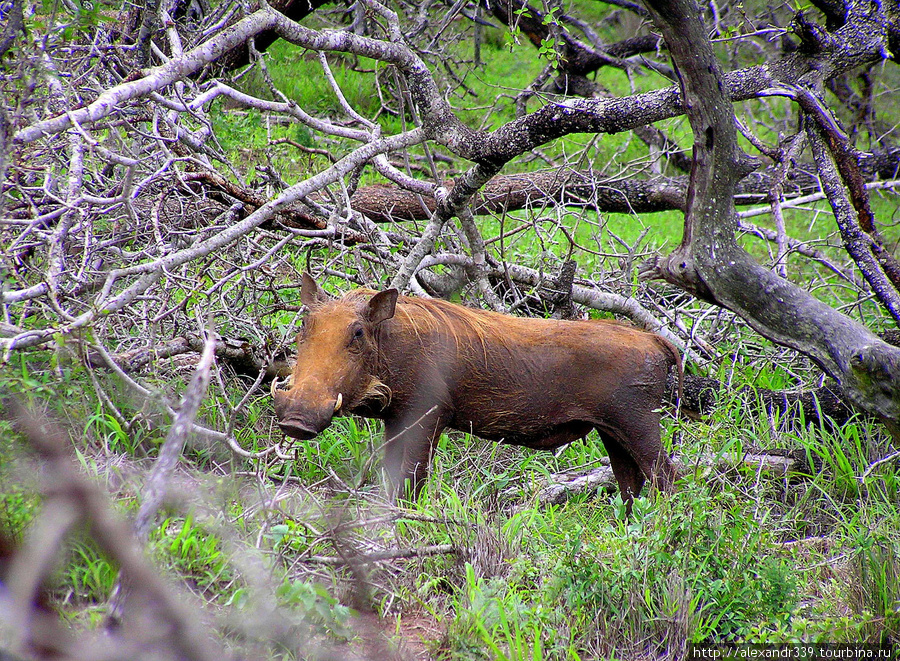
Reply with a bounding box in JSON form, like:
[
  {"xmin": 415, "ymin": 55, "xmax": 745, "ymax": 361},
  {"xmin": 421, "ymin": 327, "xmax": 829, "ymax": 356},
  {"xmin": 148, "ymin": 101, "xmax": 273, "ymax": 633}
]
[
  {"xmin": 2, "ymin": 0, "xmax": 900, "ymax": 460},
  {"xmin": 1, "ymin": 0, "xmax": 900, "ymax": 432},
  {"xmin": 2, "ymin": 0, "xmax": 899, "ymax": 375}
]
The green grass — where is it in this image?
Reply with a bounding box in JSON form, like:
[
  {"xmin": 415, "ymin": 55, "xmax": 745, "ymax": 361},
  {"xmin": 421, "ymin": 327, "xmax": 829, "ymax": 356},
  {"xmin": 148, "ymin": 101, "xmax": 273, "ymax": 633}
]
[
  {"xmin": 56, "ymin": 536, "xmax": 119, "ymax": 608},
  {"xmin": 4, "ymin": 296, "xmax": 900, "ymax": 657},
  {"xmin": 0, "ymin": 480, "xmax": 42, "ymax": 544}
]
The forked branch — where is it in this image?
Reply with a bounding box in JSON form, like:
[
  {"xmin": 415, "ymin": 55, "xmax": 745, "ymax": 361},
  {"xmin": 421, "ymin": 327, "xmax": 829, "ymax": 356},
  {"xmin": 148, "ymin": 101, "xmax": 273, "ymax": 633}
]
[{"xmin": 642, "ymin": 0, "xmax": 900, "ymax": 427}]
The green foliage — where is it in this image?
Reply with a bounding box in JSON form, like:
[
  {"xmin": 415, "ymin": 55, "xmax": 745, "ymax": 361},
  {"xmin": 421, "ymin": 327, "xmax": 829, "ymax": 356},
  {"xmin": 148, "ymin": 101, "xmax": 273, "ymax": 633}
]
[
  {"xmin": 441, "ymin": 484, "xmax": 798, "ymax": 658},
  {"xmin": 840, "ymin": 519, "xmax": 900, "ymax": 641},
  {"xmin": 56, "ymin": 537, "xmax": 118, "ymax": 605},
  {"xmin": 448, "ymin": 563, "xmax": 557, "ymax": 661},
  {"xmin": 84, "ymin": 406, "xmax": 146, "ymax": 456},
  {"xmin": 0, "ymin": 483, "xmax": 41, "ymax": 543},
  {"xmin": 150, "ymin": 515, "xmax": 234, "ymax": 600},
  {"xmin": 551, "ymin": 490, "xmax": 796, "ymax": 650},
  {"xmin": 273, "ymin": 416, "xmax": 380, "ymax": 487},
  {"xmin": 276, "ymin": 580, "xmax": 355, "ymax": 640}
]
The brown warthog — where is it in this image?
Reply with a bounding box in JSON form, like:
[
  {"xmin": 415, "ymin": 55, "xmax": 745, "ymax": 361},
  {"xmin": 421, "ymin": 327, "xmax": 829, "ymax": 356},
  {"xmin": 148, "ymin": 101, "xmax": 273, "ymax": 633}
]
[{"xmin": 272, "ymin": 274, "xmax": 680, "ymax": 507}]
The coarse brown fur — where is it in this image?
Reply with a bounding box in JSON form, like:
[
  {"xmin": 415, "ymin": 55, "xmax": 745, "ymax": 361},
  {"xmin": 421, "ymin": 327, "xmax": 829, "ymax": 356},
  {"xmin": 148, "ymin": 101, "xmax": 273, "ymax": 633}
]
[{"xmin": 272, "ymin": 274, "xmax": 680, "ymax": 509}]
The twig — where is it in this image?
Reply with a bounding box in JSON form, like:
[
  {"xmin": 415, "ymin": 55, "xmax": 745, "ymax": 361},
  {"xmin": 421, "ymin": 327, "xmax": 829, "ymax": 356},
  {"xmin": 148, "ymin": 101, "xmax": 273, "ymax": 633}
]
[
  {"xmin": 7, "ymin": 407, "xmax": 225, "ymax": 661},
  {"xmin": 458, "ymin": 206, "xmax": 505, "ymax": 310},
  {"xmin": 301, "ymin": 543, "xmax": 456, "ymax": 565},
  {"xmin": 133, "ymin": 330, "xmax": 217, "ymax": 541},
  {"xmin": 529, "ymin": 452, "xmax": 801, "ymax": 505},
  {"xmin": 859, "ymin": 448, "xmax": 900, "ymax": 481},
  {"xmin": 107, "ymin": 329, "xmax": 218, "ymax": 623},
  {"xmin": 390, "ymin": 162, "xmax": 500, "ymax": 291}
]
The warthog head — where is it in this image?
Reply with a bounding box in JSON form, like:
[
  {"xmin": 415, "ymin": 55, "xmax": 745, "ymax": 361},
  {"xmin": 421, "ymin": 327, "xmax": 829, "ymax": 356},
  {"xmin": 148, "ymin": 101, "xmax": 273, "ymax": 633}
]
[{"xmin": 272, "ymin": 274, "xmax": 396, "ymax": 440}]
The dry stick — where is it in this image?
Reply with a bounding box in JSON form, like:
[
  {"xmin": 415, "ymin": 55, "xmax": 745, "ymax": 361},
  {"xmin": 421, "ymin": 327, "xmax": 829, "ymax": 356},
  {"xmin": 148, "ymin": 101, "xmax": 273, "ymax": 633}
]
[
  {"xmin": 515, "ymin": 63, "xmax": 556, "ymax": 117},
  {"xmin": 13, "ymin": 10, "xmax": 283, "ymax": 145},
  {"xmin": 372, "ymin": 152, "xmax": 437, "ymax": 196},
  {"xmin": 183, "ymin": 82, "xmax": 369, "ymax": 142},
  {"xmin": 107, "ymin": 331, "xmax": 218, "ymax": 623},
  {"xmin": 14, "ymin": 2, "xmax": 432, "ymax": 148},
  {"xmin": 390, "ymin": 162, "xmax": 500, "ymax": 291},
  {"xmin": 318, "ymin": 50, "xmax": 376, "ymax": 130},
  {"xmin": 533, "ymin": 452, "xmax": 800, "ymax": 505},
  {"xmin": 737, "ymin": 217, "xmax": 865, "ymax": 288},
  {"xmin": 458, "ymin": 206, "xmax": 505, "ymax": 311},
  {"xmin": 42, "ymin": 51, "xmax": 85, "ymax": 322},
  {"xmin": 859, "ymin": 449, "xmax": 900, "ymax": 481},
  {"xmin": 88, "ymin": 339, "xmax": 253, "ymax": 457},
  {"xmin": 541, "ymin": 443, "xmax": 900, "ymax": 503},
  {"xmin": 737, "ymin": 178, "xmax": 900, "ymax": 289},
  {"xmin": 301, "ymin": 544, "xmax": 456, "ymax": 565},
  {"xmin": 14, "ymin": 2, "xmax": 895, "ymax": 164},
  {"xmin": 806, "ymin": 125, "xmax": 900, "ymax": 323},
  {"xmin": 769, "ymin": 132, "xmax": 807, "ymax": 278},
  {"xmin": 8, "ymin": 409, "xmax": 225, "ymax": 661},
  {"xmin": 134, "ymin": 333, "xmax": 217, "ymax": 540},
  {"xmin": 789, "ymin": 87, "xmax": 900, "ymax": 322}
]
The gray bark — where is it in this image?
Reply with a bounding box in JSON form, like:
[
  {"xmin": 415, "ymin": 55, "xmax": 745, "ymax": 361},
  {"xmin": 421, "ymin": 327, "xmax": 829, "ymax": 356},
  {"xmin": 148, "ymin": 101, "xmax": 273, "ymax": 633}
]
[{"xmin": 641, "ymin": 0, "xmax": 900, "ymax": 430}]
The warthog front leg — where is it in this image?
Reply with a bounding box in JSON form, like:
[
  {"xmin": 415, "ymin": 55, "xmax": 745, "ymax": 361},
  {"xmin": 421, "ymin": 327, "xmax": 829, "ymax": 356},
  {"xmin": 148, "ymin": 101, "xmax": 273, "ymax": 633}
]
[{"xmin": 382, "ymin": 407, "xmax": 447, "ymax": 503}]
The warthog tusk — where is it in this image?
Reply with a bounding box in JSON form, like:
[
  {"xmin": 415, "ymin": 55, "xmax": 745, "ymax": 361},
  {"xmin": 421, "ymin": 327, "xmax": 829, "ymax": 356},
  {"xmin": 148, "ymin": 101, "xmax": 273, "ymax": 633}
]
[
  {"xmin": 270, "ymin": 375, "xmax": 292, "ymax": 397},
  {"xmin": 334, "ymin": 392, "xmax": 343, "ymax": 413}
]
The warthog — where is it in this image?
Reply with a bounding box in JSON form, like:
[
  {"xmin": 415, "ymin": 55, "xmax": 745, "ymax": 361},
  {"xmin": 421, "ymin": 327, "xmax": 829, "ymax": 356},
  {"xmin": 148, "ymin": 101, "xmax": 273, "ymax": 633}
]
[{"xmin": 272, "ymin": 274, "xmax": 680, "ymax": 507}]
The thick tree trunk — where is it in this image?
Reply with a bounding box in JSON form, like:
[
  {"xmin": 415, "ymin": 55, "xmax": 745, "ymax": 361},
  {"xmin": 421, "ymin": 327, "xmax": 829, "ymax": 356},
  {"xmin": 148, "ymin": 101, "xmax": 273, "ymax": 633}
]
[
  {"xmin": 642, "ymin": 0, "xmax": 900, "ymax": 430},
  {"xmin": 323, "ymin": 152, "xmax": 897, "ymax": 223}
]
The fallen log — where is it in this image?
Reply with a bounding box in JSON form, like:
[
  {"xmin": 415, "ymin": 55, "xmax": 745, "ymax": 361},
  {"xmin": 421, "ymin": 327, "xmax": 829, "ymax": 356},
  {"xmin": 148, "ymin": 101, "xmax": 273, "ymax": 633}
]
[
  {"xmin": 533, "ymin": 452, "xmax": 802, "ymax": 506},
  {"xmin": 671, "ymin": 374, "xmax": 856, "ymax": 428},
  {"xmin": 670, "ymin": 330, "xmax": 900, "ymax": 428}
]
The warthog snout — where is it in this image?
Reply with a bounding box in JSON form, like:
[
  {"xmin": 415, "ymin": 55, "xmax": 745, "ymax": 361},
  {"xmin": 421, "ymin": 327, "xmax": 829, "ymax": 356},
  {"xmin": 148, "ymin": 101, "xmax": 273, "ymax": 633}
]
[
  {"xmin": 271, "ymin": 376, "xmax": 341, "ymax": 440},
  {"xmin": 276, "ymin": 418, "xmax": 321, "ymax": 440}
]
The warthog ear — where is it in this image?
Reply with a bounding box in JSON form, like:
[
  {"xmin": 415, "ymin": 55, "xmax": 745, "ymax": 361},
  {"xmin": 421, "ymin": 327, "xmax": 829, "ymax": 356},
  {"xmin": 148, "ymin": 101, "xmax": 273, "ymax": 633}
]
[
  {"xmin": 367, "ymin": 289, "xmax": 398, "ymax": 326},
  {"xmin": 301, "ymin": 272, "xmax": 328, "ymax": 310}
]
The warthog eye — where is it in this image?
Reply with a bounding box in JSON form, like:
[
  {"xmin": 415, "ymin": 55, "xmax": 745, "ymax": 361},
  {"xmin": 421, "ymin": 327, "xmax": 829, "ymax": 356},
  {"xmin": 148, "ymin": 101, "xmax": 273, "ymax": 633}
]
[{"xmin": 348, "ymin": 323, "xmax": 365, "ymax": 347}]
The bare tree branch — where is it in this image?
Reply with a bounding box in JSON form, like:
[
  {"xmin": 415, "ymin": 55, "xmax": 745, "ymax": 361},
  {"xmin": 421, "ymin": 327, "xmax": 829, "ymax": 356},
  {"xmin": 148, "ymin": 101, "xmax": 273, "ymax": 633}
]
[
  {"xmin": 640, "ymin": 0, "xmax": 900, "ymax": 426},
  {"xmin": 107, "ymin": 330, "xmax": 218, "ymax": 624},
  {"xmin": 6, "ymin": 407, "xmax": 225, "ymax": 661}
]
